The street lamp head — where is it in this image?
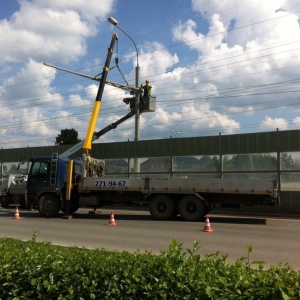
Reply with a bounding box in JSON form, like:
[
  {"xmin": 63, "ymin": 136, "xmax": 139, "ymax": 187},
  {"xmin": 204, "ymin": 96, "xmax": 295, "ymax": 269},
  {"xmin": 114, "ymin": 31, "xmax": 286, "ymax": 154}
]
[
  {"xmin": 107, "ymin": 17, "xmax": 139, "ymax": 69},
  {"xmin": 108, "ymin": 17, "xmax": 118, "ymax": 26}
]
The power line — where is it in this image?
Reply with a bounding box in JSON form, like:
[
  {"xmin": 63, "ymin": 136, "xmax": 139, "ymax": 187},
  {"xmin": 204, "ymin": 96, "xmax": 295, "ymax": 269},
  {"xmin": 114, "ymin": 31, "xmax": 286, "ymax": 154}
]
[{"xmin": 2, "ymin": 45, "xmax": 300, "ymax": 114}]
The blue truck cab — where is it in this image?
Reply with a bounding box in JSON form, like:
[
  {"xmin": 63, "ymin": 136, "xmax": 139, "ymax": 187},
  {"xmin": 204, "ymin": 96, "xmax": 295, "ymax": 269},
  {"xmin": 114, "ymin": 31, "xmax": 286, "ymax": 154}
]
[{"xmin": 26, "ymin": 155, "xmax": 82, "ymax": 217}]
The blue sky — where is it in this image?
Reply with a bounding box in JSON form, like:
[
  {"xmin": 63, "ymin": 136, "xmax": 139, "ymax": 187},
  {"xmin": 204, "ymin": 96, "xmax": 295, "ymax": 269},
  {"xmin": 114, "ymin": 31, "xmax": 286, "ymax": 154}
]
[{"xmin": 0, "ymin": 0, "xmax": 300, "ymax": 149}]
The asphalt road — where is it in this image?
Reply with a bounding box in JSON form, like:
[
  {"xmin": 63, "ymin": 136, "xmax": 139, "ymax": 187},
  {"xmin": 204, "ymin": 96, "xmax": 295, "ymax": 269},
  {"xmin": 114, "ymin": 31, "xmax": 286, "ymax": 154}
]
[{"xmin": 1, "ymin": 207, "xmax": 300, "ymax": 270}]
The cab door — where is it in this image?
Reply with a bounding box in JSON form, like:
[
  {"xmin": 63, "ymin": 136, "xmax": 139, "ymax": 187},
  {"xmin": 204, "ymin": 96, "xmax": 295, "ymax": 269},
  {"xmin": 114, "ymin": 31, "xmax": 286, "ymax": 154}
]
[{"xmin": 27, "ymin": 161, "xmax": 51, "ymax": 200}]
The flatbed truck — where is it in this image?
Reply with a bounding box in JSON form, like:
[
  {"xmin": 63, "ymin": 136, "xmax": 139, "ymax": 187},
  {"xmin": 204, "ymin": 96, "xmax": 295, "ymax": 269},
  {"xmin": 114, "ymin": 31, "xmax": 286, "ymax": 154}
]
[{"xmin": 22, "ymin": 154, "xmax": 278, "ymax": 221}]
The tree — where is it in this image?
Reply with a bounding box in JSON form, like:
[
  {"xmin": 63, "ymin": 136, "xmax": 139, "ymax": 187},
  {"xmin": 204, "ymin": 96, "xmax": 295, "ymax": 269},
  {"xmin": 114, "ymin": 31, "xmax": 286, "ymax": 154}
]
[
  {"xmin": 198, "ymin": 156, "xmax": 220, "ymax": 172},
  {"xmin": 280, "ymin": 152, "xmax": 296, "ymax": 170},
  {"xmin": 55, "ymin": 128, "xmax": 80, "ymax": 145}
]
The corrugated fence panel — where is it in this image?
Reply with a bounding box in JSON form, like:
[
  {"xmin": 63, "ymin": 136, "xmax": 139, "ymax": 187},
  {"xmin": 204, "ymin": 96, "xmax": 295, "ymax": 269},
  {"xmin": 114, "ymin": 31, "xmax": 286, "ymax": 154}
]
[
  {"xmin": 219, "ymin": 131, "xmax": 279, "ymax": 154},
  {"xmin": 92, "ymin": 139, "xmax": 173, "ymax": 159},
  {"xmin": 258, "ymin": 131, "xmax": 278, "ymax": 152},
  {"xmin": 93, "ymin": 141, "xmax": 128, "ymax": 159},
  {"xmin": 167, "ymin": 136, "xmax": 219, "ymax": 156},
  {"xmin": 193, "ymin": 136, "xmax": 220, "ymax": 155},
  {"xmin": 220, "ymin": 134, "xmax": 238, "ymax": 154},
  {"xmin": 2, "ymin": 129, "xmax": 300, "ymax": 161},
  {"xmin": 140, "ymin": 139, "xmax": 170, "ymax": 157},
  {"xmin": 277, "ymin": 130, "xmax": 300, "ymax": 152}
]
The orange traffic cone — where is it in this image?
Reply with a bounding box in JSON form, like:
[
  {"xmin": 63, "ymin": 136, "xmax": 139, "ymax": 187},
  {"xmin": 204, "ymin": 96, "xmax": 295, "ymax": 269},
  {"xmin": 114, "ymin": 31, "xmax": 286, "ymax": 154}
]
[
  {"xmin": 108, "ymin": 211, "xmax": 117, "ymax": 226},
  {"xmin": 202, "ymin": 215, "xmax": 213, "ymax": 232},
  {"xmin": 13, "ymin": 206, "xmax": 21, "ymax": 220}
]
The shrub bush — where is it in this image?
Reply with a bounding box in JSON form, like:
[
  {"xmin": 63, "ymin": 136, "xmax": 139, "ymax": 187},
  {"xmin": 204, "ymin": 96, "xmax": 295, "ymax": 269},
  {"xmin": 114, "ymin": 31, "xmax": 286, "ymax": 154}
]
[{"xmin": 0, "ymin": 237, "xmax": 299, "ymax": 299}]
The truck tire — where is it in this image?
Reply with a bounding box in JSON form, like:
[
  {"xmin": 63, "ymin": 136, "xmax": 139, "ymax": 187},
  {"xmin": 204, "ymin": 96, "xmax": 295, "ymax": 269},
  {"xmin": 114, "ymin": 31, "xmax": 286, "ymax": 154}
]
[
  {"xmin": 149, "ymin": 195, "xmax": 175, "ymax": 220},
  {"xmin": 0, "ymin": 195, "xmax": 10, "ymax": 208},
  {"xmin": 178, "ymin": 195, "xmax": 205, "ymax": 221},
  {"xmin": 37, "ymin": 194, "xmax": 60, "ymax": 218}
]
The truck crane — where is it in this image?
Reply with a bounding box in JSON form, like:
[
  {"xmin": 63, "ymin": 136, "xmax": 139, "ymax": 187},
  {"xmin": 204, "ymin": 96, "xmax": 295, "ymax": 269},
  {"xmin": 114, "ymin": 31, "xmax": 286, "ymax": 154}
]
[
  {"xmin": 1, "ymin": 33, "xmax": 138, "ymax": 210},
  {"xmin": 10, "ymin": 33, "xmax": 279, "ymax": 221}
]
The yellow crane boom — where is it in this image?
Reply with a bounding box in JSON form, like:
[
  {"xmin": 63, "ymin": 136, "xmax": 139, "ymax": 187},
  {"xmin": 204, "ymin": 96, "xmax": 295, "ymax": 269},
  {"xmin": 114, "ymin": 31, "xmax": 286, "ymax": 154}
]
[{"xmin": 83, "ymin": 32, "xmax": 118, "ymax": 155}]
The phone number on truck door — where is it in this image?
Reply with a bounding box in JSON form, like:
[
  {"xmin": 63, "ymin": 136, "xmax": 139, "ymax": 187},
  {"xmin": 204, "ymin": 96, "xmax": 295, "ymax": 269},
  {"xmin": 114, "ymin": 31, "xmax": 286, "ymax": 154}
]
[{"xmin": 95, "ymin": 180, "xmax": 126, "ymax": 187}]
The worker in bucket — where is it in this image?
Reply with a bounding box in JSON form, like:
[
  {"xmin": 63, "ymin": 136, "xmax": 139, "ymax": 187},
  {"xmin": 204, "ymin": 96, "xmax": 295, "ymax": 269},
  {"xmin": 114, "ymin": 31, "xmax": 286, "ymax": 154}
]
[
  {"xmin": 142, "ymin": 80, "xmax": 152, "ymax": 97},
  {"xmin": 140, "ymin": 80, "xmax": 152, "ymax": 112}
]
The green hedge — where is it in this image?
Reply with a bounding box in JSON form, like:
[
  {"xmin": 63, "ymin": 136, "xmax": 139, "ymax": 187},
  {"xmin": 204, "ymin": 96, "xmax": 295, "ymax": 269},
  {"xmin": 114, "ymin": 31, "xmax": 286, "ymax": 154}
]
[{"xmin": 0, "ymin": 236, "xmax": 299, "ymax": 299}]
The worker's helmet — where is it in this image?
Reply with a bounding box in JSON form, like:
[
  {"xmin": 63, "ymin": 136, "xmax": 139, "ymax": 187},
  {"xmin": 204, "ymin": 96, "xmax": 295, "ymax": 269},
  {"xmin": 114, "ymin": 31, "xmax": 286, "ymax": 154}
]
[{"xmin": 145, "ymin": 80, "xmax": 149, "ymax": 84}]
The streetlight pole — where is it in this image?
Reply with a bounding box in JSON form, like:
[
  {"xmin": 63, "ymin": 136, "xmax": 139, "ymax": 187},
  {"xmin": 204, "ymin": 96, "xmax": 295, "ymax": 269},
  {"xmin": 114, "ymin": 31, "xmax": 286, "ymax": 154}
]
[{"xmin": 108, "ymin": 17, "xmax": 140, "ymax": 173}]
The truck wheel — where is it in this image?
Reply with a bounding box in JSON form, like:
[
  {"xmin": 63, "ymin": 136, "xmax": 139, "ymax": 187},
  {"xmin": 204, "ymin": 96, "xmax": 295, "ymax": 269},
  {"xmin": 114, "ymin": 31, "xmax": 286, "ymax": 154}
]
[
  {"xmin": 179, "ymin": 195, "xmax": 205, "ymax": 221},
  {"xmin": 0, "ymin": 195, "xmax": 10, "ymax": 208},
  {"xmin": 37, "ymin": 195, "xmax": 60, "ymax": 218},
  {"xmin": 149, "ymin": 195, "xmax": 175, "ymax": 220}
]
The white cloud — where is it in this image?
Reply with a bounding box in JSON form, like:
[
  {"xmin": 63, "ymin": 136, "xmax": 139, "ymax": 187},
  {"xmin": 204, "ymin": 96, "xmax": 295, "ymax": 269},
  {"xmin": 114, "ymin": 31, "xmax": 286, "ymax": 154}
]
[
  {"xmin": 191, "ymin": 0, "xmax": 299, "ymax": 47},
  {"xmin": 0, "ymin": 59, "xmax": 65, "ymax": 117},
  {"xmin": 168, "ymin": 0, "xmax": 300, "ymax": 136},
  {"xmin": 172, "ymin": 15, "xmax": 227, "ymax": 55},
  {"xmin": 33, "ymin": 0, "xmax": 115, "ymax": 23},
  {"xmin": 183, "ymin": 104, "xmax": 240, "ymax": 132},
  {"xmin": 292, "ymin": 117, "xmax": 300, "ymax": 128},
  {"xmin": 260, "ymin": 116, "xmax": 288, "ymax": 131},
  {"xmin": 0, "ymin": 0, "xmax": 115, "ymax": 64}
]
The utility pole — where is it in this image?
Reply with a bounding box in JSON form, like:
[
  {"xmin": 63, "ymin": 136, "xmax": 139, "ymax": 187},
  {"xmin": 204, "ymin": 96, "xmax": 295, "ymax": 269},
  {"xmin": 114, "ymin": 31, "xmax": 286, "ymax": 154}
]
[{"xmin": 108, "ymin": 17, "xmax": 140, "ymax": 172}]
